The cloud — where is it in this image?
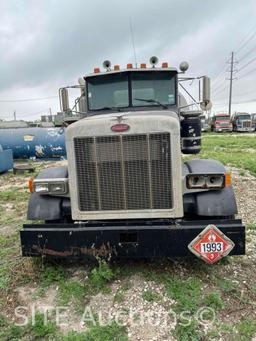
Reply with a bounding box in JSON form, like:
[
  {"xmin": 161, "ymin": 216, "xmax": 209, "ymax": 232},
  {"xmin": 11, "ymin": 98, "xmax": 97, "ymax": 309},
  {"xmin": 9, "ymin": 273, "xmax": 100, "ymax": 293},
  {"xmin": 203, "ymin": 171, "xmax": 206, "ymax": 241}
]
[{"xmin": 0, "ymin": 0, "xmax": 256, "ymax": 118}]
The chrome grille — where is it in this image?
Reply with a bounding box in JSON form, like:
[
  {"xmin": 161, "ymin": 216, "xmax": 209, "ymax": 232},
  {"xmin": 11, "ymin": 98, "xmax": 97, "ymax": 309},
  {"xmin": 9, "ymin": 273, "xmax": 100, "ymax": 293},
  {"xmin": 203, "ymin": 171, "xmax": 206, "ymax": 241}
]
[
  {"xmin": 74, "ymin": 133, "xmax": 172, "ymax": 211},
  {"xmin": 242, "ymin": 121, "xmax": 251, "ymax": 128}
]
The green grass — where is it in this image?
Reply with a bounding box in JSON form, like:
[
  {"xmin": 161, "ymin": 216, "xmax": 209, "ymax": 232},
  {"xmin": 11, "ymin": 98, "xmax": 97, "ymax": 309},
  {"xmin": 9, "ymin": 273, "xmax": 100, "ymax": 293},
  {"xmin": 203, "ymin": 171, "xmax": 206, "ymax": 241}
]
[
  {"xmin": 142, "ymin": 289, "xmax": 161, "ymax": 302},
  {"xmin": 89, "ymin": 260, "xmax": 117, "ymax": 291},
  {"xmin": 199, "ymin": 134, "xmax": 256, "ymax": 175},
  {"xmin": 113, "ymin": 291, "xmax": 125, "ymax": 303},
  {"xmin": 58, "ymin": 280, "xmax": 87, "ymax": 310},
  {"xmin": 62, "ymin": 322, "xmax": 128, "ymax": 341},
  {"xmin": 237, "ymin": 318, "xmax": 256, "ymax": 341},
  {"xmin": 0, "ymin": 313, "xmax": 58, "ymax": 341}
]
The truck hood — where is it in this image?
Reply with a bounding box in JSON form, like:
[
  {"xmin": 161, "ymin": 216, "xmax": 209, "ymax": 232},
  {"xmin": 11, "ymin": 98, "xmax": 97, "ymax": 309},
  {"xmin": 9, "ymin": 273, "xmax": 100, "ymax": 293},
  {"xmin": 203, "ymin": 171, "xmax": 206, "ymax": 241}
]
[{"xmin": 66, "ymin": 110, "xmax": 180, "ymax": 140}]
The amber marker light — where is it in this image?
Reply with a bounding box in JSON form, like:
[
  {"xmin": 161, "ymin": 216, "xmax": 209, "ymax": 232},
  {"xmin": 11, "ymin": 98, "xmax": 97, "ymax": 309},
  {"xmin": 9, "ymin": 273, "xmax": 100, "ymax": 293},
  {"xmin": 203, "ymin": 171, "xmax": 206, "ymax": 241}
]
[
  {"xmin": 162, "ymin": 62, "xmax": 168, "ymax": 68},
  {"xmin": 225, "ymin": 172, "xmax": 232, "ymax": 187},
  {"xmin": 94, "ymin": 67, "xmax": 100, "ymax": 73},
  {"xmin": 127, "ymin": 63, "xmax": 133, "ymax": 69},
  {"xmin": 28, "ymin": 179, "xmax": 34, "ymax": 193}
]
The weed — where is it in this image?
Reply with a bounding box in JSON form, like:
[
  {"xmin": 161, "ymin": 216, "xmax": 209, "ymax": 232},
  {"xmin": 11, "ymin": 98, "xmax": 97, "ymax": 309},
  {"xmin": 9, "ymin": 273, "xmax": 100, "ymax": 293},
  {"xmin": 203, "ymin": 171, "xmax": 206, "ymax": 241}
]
[
  {"xmin": 40, "ymin": 265, "xmax": 66, "ymax": 287},
  {"xmin": 90, "ymin": 260, "xmax": 117, "ymax": 291},
  {"xmin": 237, "ymin": 317, "xmax": 256, "ymax": 341},
  {"xmin": 113, "ymin": 291, "xmax": 125, "ymax": 303},
  {"xmin": 142, "ymin": 289, "xmax": 161, "ymax": 302},
  {"xmin": 174, "ymin": 318, "xmax": 201, "ymax": 341},
  {"xmin": 27, "ymin": 313, "xmax": 58, "ymax": 339},
  {"xmin": 62, "ymin": 322, "xmax": 128, "ymax": 341},
  {"xmin": 0, "ymin": 314, "xmax": 24, "ymax": 341},
  {"xmin": 164, "ymin": 276, "xmax": 202, "ymax": 312},
  {"xmin": 215, "ymin": 278, "xmax": 239, "ymax": 294},
  {"xmin": 121, "ymin": 281, "xmax": 133, "ymax": 291},
  {"xmin": 247, "ymin": 223, "xmax": 256, "ymax": 230},
  {"xmin": 204, "ymin": 291, "xmax": 223, "ymax": 310},
  {"xmin": 58, "ymin": 280, "xmax": 86, "ymax": 309}
]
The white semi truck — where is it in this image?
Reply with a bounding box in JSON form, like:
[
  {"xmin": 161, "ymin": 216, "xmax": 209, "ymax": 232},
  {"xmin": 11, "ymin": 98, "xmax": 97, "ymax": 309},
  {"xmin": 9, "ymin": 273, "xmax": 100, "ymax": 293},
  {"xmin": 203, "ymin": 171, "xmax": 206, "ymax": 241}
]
[{"xmin": 20, "ymin": 58, "xmax": 245, "ymax": 264}]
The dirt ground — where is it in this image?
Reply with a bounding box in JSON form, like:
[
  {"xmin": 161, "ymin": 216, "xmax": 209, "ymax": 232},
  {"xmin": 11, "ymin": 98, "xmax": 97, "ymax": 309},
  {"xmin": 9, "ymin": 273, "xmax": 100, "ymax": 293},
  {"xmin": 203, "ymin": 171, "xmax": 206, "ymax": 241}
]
[{"xmin": 0, "ymin": 161, "xmax": 256, "ymax": 341}]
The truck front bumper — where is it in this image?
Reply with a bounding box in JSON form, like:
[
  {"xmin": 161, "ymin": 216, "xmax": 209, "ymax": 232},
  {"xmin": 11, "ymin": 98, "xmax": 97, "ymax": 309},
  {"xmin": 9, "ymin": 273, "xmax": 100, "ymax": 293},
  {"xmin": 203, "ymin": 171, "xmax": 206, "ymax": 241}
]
[{"xmin": 20, "ymin": 219, "xmax": 245, "ymax": 259}]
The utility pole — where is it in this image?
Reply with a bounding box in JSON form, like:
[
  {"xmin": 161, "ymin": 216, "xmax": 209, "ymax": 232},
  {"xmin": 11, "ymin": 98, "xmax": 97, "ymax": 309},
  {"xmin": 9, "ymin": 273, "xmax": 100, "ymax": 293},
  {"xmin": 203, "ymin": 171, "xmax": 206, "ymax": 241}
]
[
  {"xmin": 13, "ymin": 110, "xmax": 16, "ymax": 121},
  {"xmin": 228, "ymin": 52, "xmax": 234, "ymax": 117}
]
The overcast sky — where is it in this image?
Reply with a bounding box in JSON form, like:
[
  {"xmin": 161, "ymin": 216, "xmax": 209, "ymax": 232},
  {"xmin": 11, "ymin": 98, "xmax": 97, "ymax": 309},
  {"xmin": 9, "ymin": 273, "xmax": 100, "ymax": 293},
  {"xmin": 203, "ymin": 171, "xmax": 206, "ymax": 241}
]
[{"xmin": 1, "ymin": 0, "xmax": 256, "ymax": 120}]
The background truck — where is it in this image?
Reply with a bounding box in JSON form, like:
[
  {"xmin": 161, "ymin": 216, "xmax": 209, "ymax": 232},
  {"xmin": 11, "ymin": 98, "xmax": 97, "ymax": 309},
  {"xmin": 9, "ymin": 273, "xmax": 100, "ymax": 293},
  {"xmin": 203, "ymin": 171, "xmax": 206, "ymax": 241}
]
[
  {"xmin": 20, "ymin": 58, "xmax": 245, "ymax": 263},
  {"xmin": 232, "ymin": 112, "xmax": 254, "ymax": 132},
  {"xmin": 210, "ymin": 114, "xmax": 233, "ymax": 132}
]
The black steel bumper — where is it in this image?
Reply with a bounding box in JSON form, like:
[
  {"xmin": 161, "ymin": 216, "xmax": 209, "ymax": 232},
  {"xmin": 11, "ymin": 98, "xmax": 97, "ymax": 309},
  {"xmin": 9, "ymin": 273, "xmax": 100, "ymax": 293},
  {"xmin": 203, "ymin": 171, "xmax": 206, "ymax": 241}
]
[{"xmin": 20, "ymin": 219, "xmax": 245, "ymax": 258}]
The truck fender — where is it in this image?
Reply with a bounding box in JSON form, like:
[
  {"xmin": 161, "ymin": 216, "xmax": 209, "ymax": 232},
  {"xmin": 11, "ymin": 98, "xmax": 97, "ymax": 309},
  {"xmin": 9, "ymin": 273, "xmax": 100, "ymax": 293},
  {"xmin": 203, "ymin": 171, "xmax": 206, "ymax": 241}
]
[
  {"xmin": 184, "ymin": 159, "xmax": 238, "ymax": 216},
  {"xmin": 27, "ymin": 166, "xmax": 68, "ymax": 221}
]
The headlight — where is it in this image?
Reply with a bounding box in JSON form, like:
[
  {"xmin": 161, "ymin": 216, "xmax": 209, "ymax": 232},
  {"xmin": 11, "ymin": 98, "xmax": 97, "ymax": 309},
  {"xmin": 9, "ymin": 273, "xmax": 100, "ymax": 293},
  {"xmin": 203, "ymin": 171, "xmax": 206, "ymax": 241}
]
[
  {"xmin": 186, "ymin": 174, "xmax": 226, "ymax": 189},
  {"xmin": 31, "ymin": 178, "xmax": 68, "ymax": 195},
  {"xmin": 34, "ymin": 182, "xmax": 49, "ymax": 193}
]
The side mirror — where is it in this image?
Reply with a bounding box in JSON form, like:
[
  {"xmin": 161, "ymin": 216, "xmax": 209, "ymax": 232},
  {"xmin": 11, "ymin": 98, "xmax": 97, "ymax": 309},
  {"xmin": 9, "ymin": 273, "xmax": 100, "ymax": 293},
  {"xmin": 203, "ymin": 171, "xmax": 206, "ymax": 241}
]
[
  {"xmin": 200, "ymin": 76, "xmax": 211, "ymax": 111},
  {"xmin": 59, "ymin": 88, "xmax": 70, "ymax": 112}
]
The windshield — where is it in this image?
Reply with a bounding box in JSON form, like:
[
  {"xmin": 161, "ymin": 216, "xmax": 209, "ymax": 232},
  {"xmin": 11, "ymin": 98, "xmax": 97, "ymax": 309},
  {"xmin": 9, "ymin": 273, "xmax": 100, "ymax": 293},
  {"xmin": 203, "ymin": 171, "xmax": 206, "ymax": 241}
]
[
  {"xmin": 215, "ymin": 116, "xmax": 230, "ymax": 121},
  {"xmin": 237, "ymin": 115, "xmax": 250, "ymax": 120},
  {"xmin": 87, "ymin": 73, "xmax": 129, "ymax": 110},
  {"xmin": 87, "ymin": 71, "xmax": 176, "ymax": 111},
  {"xmin": 132, "ymin": 72, "xmax": 176, "ymax": 106}
]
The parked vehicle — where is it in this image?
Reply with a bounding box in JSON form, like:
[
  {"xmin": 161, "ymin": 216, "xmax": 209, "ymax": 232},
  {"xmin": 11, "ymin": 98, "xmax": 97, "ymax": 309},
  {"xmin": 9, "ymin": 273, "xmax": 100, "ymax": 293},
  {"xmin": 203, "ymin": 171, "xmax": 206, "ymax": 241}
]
[
  {"xmin": 210, "ymin": 114, "xmax": 232, "ymax": 132},
  {"xmin": 251, "ymin": 113, "xmax": 256, "ymax": 131},
  {"xmin": 232, "ymin": 112, "xmax": 255, "ymax": 132},
  {"xmin": 199, "ymin": 114, "xmax": 209, "ymax": 132},
  {"xmin": 20, "ymin": 58, "xmax": 245, "ymax": 264}
]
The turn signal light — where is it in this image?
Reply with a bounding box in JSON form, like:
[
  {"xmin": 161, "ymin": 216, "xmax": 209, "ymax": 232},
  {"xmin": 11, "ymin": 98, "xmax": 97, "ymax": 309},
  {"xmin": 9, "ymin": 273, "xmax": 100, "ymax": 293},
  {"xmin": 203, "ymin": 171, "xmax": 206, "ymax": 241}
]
[
  {"xmin": 28, "ymin": 178, "xmax": 34, "ymax": 193},
  {"xmin": 225, "ymin": 172, "xmax": 232, "ymax": 187}
]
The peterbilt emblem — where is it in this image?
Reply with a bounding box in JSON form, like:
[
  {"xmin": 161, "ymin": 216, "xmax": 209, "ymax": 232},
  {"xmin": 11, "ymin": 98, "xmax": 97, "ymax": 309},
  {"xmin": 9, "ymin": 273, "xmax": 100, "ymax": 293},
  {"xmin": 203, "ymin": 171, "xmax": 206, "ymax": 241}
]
[{"xmin": 111, "ymin": 123, "xmax": 130, "ymax": 132}]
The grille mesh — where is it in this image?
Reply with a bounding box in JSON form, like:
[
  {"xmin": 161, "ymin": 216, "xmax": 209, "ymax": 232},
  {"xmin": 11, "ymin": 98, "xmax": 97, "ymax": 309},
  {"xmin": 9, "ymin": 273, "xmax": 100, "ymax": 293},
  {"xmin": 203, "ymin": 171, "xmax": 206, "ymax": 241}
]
[
  {"xmin": 242, "ymin": 121, "xmax": 251, "ymax": 128},
  {"xmin": 74, "ymin": 133, "xmax": 172, "ymax": 211}
]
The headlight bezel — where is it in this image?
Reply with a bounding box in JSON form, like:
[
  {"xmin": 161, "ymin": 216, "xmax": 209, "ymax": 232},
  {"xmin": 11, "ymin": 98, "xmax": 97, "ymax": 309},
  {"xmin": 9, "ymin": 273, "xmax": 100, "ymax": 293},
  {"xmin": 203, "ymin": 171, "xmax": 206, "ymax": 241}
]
[
  {"xmin": 33, "ymin": 178, "xmax": 69, "ymax": 195},
  {"xmin": 186, "ymin": 173, "xmax": 226, "ymax": 190}
]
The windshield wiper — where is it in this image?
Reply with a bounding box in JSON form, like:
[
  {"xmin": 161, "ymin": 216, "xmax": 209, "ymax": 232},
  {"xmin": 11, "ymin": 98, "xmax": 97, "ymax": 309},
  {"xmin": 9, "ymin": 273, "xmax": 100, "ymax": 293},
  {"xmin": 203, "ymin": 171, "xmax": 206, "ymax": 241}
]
[{"xmin": 134, "ymin": 98, "xmax": 168, "ymax": 109}]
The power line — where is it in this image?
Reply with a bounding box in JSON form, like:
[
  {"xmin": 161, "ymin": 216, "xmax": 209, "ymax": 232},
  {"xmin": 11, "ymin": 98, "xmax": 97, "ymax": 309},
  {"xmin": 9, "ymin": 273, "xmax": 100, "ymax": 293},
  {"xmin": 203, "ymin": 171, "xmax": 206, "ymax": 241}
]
[
  {"xmin": 212, "ymin": 82, "xmax": 229, "ymax": 96},
  {"xmin": 238, "ymin": 45, "xmax": 256, "ymax": 63},
  {"xmin": 0, "ymin": 96, "xmax": 58, "ymax": 103},
  {"xmin": 239, "ymin": 55, "xmax": 256, "ymax": 73},
  {"xmin": 239, "ymin": 67, "xmax": 256, "ymax": 79},
  {"xmin": 235, "ymin": 24, "xmax": 256, "ymax": 54},
  {"xmin": 211, "ymin": 66, "xmax": 228, "ymax": 85}
]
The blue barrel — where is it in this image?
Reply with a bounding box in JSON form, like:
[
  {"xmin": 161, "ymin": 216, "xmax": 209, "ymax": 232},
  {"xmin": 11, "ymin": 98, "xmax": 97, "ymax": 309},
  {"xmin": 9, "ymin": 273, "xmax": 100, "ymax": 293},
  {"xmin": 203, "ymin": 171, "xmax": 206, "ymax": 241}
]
[
  {"xmin": 0, "ymin": 127, "xmax": 66, "ymax": 159},
  {"xmin": 0, "ymin": 146, "xmax": 13, "ymax": 172}
]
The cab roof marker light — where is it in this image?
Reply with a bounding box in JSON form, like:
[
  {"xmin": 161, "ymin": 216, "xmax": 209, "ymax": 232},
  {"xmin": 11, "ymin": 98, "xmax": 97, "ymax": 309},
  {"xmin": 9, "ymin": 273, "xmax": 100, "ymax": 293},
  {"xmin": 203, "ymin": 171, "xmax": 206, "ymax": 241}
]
[
  {"xmin": 140, "ymin": 63, "xmax": 146, "ymax": 68},
  {"xmin": 114, "ymin": 65, "xmax": 120, "ymax": 70},
  {"xmin": 162, "ymin": 62, "xmax": 168, "ymax": 68},
  {"xmin": 127, "ymin": 63, "xmax": 133, "ymax": 69},
  {"xmin": 94, "ymin": 67, "xmax": 100, "ymax": 73}
]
